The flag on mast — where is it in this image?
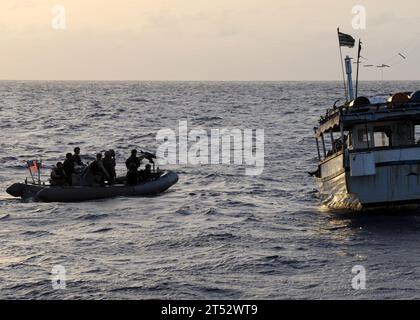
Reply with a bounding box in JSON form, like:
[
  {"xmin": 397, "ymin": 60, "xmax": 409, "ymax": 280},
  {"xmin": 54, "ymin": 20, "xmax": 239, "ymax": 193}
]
[
  {"xmin": 27, "ymin": 160, "xmax": 40, "ymax": 176},
  {"xmin": 338, "ymin": 31, "xmax": 356, "ymax": 48}
]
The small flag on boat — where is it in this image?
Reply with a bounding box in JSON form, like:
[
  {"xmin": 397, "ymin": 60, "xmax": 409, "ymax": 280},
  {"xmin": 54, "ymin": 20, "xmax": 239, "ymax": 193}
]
[
  {"xmin": 338, "ymin": 30, "xmax": 355, "ymax": 48},
  {"xmin": 27, "ymin": 160, "xmax": 40, "ymax": 176}
]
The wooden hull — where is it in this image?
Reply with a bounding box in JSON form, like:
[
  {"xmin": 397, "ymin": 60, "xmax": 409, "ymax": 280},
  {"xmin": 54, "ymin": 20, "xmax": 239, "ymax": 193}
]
[
  {"xmin": 316, "ymin": 170, "xmax": 362, "ymax": 210},
  {"xmin": 316, "ymin": 147, "xmax": 420, "ymax": 211},
  {"xmin": 317, "ymin": 146, "xmax": 420, "ymax": 210}
]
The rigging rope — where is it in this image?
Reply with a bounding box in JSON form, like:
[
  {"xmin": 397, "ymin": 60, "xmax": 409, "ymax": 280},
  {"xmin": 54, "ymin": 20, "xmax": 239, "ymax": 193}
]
[{"xmin": 363, "ymin": 33, "xmax": 420, "ymax": 69}]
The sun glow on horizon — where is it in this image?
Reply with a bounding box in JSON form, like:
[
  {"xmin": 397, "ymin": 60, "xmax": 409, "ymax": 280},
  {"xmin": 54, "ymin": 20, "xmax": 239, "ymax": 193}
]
[{"xmin": 1, "ymin": 0, "xmax": 420, "ymax": 81}]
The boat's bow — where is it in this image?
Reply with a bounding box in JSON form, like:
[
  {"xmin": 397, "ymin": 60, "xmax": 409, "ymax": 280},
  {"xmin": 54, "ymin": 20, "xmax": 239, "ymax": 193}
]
[
  {"xmin": 6, "ymin": 183, "xmax": 25, "ymax": 197},
  {"xmin": 6, "ymin": 183, "xmax": 45, "ymax": 199}
]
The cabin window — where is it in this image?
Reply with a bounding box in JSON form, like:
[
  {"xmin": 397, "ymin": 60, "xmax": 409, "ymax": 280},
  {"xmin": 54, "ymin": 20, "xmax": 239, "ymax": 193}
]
[
  {"xmin": 357, "ymin": 129, "xmax": 371, "ymax": 143},
  {"xmin": 322, "ymin": 133, "xmax": 333, "ymax": 156},
  {"xmin": 347, "ymin": 133, "xmax": 353, "ymax": 148},
  {"xmin": 374, "ymin": 132, "xmax": 390, "ymax": 147},
  {"xmin": 372, "ymin": 127, "xmax": 391, "ymax": 147},
  {"xmin": 415, "ymin": 125, "xmax": 420, "ymax": 144}
]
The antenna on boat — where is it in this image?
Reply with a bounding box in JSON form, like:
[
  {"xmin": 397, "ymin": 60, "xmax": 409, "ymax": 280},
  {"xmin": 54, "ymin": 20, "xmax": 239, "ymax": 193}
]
[
  {"xmin": 355, "ymin": 39, "xmax": 362, "ymax": 99},
  {"xmin": 345, "ymin": 56, "xmax": 354, "ymax": 101},
  {"xmin": 377, "ymin": 64, "xmax": 391, "ymax": 81}
]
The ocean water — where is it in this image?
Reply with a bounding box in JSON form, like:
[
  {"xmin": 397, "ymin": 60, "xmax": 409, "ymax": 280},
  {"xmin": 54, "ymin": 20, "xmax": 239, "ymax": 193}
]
[{"xmin": 1, "ymin": 80, "xmax": 420, "ymax": 299}]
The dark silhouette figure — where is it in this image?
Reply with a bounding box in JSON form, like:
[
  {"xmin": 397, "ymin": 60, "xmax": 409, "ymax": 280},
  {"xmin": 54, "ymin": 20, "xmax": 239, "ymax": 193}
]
[
  {"xmin": 72, "ymin": 147, "xmax": 84, "ymax": 166},
  {"xmin": 103, "ymin": 151, "xmax": 116, "ymax": 184},
  {"xmin": 139, "ymin": 164, "xmax": 153, "ymax": 182},
  {"xmin": 126, "ymin": 163, "xmax": 138, "ymax": 186},
  {"xmin": 62, "ymin": 153, "xmax": 75, "ymax": 185},
  {"xmin": 89, "ymin": 153, "xmax": 109, "ymax": 186},
  {"xmin": 125, "ymin": 149, "xmax": 140, "ymax": 169},
  {"xmin": 109, "ymin": 149, "xmax": 116, "ymax": 167},
  {"xmin": 50, "ymin": 162, "xmax": 67, "ymax": 186}
]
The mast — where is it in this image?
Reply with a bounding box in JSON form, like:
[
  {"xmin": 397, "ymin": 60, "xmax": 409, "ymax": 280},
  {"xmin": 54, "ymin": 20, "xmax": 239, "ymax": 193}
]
[
  {"xmin": 345, "ymin": 56, "xmax": 354, "ymax": 101},
  {"xmin": 355, "ymin": 39, "xmax": 362, "ymax": 99}
]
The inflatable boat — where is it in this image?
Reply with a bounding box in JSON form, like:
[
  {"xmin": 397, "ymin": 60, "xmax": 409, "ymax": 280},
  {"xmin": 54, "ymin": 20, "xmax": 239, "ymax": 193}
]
[{"xmin": 6, "ymin": 171, "xmax": 178, "ymax": 202}]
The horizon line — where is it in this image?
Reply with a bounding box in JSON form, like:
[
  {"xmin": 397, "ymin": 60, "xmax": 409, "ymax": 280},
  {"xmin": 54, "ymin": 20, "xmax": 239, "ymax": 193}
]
[{"xmin": 1, "ymin": 79, "xmax": 420, "ymax": 82}]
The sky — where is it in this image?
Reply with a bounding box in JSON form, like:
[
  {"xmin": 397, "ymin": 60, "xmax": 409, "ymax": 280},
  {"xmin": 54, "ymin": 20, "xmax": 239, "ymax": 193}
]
[{"xmin": 1, "ymin": 0, "xmax": 420, "ymax": 81}]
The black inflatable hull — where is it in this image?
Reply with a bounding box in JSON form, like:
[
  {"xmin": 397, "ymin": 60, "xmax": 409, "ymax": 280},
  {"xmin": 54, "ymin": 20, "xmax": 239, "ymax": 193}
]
[{"xmin": 6, "ymin": 171, "xmax": 178, "ymax": 203}]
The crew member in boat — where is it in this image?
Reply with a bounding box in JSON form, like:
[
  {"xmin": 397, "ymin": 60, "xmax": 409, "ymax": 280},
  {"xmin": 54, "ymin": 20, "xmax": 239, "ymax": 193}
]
[
  {"xmin": 72, "ymin": 147, "xmax": 84, "ymax": 166},
  {"xmin": 333, "ymin": 134, "xmax": 347, "ymax": 152},
  {"xmin": 103, "ymin": 150, "xmax": 116, "ymax": 184},
  {"xmin": 138, "ymin": 163, "xmax": 153, "ymax": 182},
  {"xmin": 62, "ymin": 152, "xmax": 75, "ymax": 185},
  {"xmin": 126, "ymin": 163, "xmax": 138, "ymax": 186},
  {"xmin": 109, "ymin": 149, "xmax": 116, "ymax": 166},
  {"xmin": 89, "ymin": 153, "xmax": 110, "ymax": 186},
  {"xmin": 50, "ymin": 162, "xmax": 67, "ymax": 186},
  {"xmin": 109, "ymin": 149, "xmax": 117, "ymax": 174},
  {"xmin": 125, "ymin": 149, "xmax": 141, "ymax": 169}
]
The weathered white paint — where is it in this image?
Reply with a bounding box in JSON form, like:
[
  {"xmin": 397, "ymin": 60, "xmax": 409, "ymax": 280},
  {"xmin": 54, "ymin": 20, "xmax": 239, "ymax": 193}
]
[
  {"xmin": 320, "ymin": 153, "xmax": 343, "ymax": 178},
  {"xmin": 373, "ymin": 147, "xmax": 420, "ymax": 163},
  {"xmin": 319, "ymin": 145, "xmax": 420, "ymax": 208},
  {"xmin": 350, "ymin": 152, "xmax": 376, "ymax": 176}
]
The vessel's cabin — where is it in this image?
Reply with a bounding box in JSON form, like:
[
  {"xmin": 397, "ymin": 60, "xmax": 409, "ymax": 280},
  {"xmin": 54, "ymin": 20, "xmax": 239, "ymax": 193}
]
[{"xmin": 314, "ymin": 91, "xmax": 420, "ymax": 165}]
